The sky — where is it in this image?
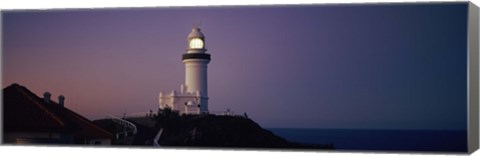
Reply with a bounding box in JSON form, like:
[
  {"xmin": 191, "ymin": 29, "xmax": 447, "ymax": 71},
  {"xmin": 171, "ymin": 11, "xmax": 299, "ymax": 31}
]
[{"xmin": 2, "ymin": 3, "xmax": 469, "ymax": 130}]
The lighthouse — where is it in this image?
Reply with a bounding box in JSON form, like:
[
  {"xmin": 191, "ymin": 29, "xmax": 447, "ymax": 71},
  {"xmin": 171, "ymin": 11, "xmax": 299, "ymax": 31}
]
[
  {"xmin": 183, "ymin": 27, "xmax": 211, "ymax": 112},
  {"xmin": 159, "ymin": 28, "xmax": 211, "ymax": 114}
]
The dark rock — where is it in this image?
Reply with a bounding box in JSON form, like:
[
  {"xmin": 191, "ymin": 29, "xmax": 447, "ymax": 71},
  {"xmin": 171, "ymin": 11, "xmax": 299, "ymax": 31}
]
[{"xmin": 94, "ymin": 109, "xmax": 334, "ymax": 150}]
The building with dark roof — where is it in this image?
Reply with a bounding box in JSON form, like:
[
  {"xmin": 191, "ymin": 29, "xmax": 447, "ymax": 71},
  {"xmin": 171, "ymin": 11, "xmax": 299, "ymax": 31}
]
[{"xmin": 3, "ymin": 83, "xmax": 113, "ymax": 145}]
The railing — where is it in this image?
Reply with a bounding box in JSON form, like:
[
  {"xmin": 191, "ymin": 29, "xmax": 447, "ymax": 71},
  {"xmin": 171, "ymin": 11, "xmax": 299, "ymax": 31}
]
[
  {"xmin": 212, "ymin": 110, "xmax": 249, "ymax": 118},
  {"xmin": 108, "ymin": 115, "xmax": 138, "ymax": 139},
  {"xmin": 153, "ymin": 128, "xmax": 163, "ymax": 147},
  {"xmin": 210, "ymin": 110, "xmax": 237, "ymax": 116},
  {"xmin": 124, "ymin": 110, "xmax": 246, "ymax": 118}
]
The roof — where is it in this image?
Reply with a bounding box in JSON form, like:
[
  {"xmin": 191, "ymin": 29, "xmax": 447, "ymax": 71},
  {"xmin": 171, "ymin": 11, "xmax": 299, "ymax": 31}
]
[
  {"xmin": 187, "ymin": 27, "xmax": 205, "ymax": 39},
  {"xmin": 3, "ymin": 83, "xmax": 112, "ymax": 140}
]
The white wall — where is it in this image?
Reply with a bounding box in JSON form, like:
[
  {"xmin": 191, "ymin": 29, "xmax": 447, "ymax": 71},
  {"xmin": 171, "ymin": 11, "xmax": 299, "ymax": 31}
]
[{"xmin": 159, "ymin": 91, "xmax": 201, "ymax": 114}]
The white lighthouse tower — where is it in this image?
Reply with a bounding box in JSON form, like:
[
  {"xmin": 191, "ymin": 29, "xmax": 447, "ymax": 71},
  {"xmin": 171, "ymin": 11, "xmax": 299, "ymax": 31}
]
[{"xmin": 159, "ymin": 28, "xmax": 211, "ymax": 114}]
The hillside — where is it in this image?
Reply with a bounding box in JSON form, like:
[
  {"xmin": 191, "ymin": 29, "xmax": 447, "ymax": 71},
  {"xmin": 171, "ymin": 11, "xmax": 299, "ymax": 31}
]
[{"xmin": 94, "ymin": 109, "xmax": 334, "ymax": 149}]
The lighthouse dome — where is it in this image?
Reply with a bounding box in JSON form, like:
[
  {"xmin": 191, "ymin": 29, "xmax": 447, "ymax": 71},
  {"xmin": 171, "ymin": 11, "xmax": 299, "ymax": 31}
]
[{"xmin": 187, "ymin": 27, "xmax": 205, "ymax": 39}]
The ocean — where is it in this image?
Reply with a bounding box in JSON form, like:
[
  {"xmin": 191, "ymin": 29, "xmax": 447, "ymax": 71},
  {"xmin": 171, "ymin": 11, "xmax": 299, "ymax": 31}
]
[{"xmin": 267, "ymin": 128, "xmax": 467, "ymax": 152}]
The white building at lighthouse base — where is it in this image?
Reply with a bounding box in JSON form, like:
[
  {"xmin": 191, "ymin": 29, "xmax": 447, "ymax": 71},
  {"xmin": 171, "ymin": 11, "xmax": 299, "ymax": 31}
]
[{"xmin": 159, "ymin": 84, "xmax": 208, "ymax": 114}]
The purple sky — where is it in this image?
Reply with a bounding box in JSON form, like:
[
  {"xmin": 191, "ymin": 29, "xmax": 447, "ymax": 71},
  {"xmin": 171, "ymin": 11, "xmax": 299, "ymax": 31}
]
[{"xmin": 3, "ymin": 3, "xmax": 468, "ymax": 130}]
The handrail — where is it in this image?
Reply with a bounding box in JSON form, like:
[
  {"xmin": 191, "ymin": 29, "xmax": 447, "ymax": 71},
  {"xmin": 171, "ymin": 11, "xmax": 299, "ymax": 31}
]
[
  {"xmin": 108, "ymin": 115, "xmax": 138, "ymax": 139},
  {"xmin": 153, "ymin": 128, "xmax": 163, "ymax": 147}
]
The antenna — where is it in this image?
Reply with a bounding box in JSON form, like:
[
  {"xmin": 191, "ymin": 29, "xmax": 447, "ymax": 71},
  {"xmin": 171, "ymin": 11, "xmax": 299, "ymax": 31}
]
[{"xmin": 192, "ymin": 21, "xmax": 202, "ymax": 28}]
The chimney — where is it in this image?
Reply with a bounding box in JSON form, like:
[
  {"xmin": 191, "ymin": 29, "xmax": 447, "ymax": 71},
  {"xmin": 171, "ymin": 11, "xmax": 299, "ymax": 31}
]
[
  {"xmin": 58, "ymin": 95, "xmax": 65, "ymax": 107},
  {"xmin": 43, "ymin": 92, "xmax": 51, "ymax": 104}
]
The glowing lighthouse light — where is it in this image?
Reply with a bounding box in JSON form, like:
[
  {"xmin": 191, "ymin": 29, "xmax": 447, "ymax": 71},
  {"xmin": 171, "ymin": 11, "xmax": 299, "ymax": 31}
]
[
  {"xmin": 159, "ymin": 27, "xmax": 211, "ymax": 114},
  {"xmin": 189, "ymin": 38, "xmax": 204, "ymax": 49}
]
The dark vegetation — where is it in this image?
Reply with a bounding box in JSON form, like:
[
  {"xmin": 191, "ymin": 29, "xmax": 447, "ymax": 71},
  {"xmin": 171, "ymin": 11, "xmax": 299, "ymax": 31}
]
[{"xmin": 94, "ymin": 108, "xmax": 334, "ymax": 149}]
